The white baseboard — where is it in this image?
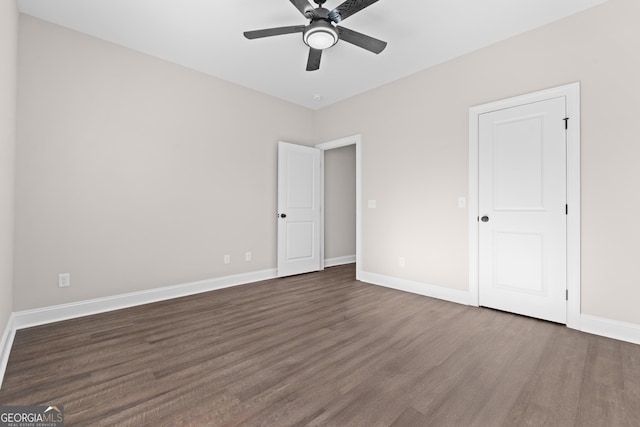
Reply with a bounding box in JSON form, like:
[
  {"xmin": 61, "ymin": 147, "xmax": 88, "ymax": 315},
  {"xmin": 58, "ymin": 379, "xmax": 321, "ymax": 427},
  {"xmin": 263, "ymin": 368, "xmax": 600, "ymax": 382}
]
[
  {"xmin": 359, "ymin": 272, "xmax": 640, "ymax": 347},
  {"xmin": 4, "ymin": 268, "xmax": 640, "ymax": 389},
  {"xmin": 12, "ymin": 268, "xmax": 277, "ymax": 331},
  {"xmin": 2, "ymin": 268, "xmax": 278, "ymax": 389},
  {"xmin": 580, "ymin": 314, "xmax": 640, "ymax": 346},
  {"xmin": 359, "ymin": 271, "xmax": 472, "ymax": 306},
  {"xmin": 325, "ymin": 255, "xmax": 356, "ymax": 267},
  {"xmin": 0, "ymin": 313, "xmax": 16, "ymax": 390}
]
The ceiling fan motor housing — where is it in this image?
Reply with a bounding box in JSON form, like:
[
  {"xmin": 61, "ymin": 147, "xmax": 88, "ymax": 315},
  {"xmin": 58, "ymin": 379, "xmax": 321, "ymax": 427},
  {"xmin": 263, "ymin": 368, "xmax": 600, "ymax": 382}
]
[{"xmin": 303, "ymin": 19, "xmax": 339, "ymax": 50}]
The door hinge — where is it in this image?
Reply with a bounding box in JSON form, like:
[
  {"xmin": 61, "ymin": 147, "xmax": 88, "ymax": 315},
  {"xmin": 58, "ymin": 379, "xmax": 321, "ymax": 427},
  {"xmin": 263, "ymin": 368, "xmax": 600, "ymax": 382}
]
[
  {"xmin": 565, "ymin": 204, "xmax": 568, "ymax": 215},
  {"xmin": 563, "ymin": 117, "xmax": 569, "ymax": 129},
  {"xmin": 566, "ymin": 289, "xmax": 569, "ymax": 301}
]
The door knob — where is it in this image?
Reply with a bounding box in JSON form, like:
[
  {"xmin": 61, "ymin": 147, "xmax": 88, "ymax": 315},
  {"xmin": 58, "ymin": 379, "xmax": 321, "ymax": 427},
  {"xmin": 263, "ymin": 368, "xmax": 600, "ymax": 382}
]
[
  {"xmin": 280, "ymin": 213, "xmax": 287, "ymax": 218},
  {"xmin": 481, "ymin": 216, "xmax": 489, "ymax": 222}
]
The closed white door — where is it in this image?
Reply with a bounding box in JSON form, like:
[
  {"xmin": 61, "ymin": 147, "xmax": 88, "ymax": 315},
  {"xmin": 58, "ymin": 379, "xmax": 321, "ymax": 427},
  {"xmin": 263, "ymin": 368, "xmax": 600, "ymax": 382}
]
[
  {"xmin": 277, "ymin": 141, "xmax": 321, "ymax": 277},
  {"xmin": 479, "ymin": 97, "xmax": 567, "ymax": 323}
]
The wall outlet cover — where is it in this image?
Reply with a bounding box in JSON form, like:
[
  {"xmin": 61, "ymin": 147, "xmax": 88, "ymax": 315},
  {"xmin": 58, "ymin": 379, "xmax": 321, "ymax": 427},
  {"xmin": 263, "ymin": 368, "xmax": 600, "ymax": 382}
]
[{"xmin": 58, "ymin": 273, "xmax": 70, "ymax": 288}]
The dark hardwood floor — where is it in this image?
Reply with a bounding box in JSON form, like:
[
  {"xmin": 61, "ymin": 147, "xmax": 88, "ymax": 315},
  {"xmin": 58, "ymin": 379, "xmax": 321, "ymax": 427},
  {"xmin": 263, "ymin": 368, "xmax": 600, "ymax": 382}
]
[{"xmin": 1, "ymin": 264, "xmax": 639, "ymax": 426}]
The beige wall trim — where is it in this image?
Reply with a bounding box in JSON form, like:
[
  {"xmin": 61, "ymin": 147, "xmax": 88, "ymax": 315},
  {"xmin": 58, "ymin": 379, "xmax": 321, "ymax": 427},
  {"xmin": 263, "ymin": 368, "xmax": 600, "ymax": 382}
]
[{"xmin": 11, "ymin": 268, "xmax": 277, "ymax": 331}]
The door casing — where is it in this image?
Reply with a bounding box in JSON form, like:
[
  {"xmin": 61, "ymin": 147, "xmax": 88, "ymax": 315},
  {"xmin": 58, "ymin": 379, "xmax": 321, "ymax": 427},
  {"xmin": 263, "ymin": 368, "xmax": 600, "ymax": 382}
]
[{"xmin": 468, "ymin": 83, "xmax": 581, "ymax": 330}]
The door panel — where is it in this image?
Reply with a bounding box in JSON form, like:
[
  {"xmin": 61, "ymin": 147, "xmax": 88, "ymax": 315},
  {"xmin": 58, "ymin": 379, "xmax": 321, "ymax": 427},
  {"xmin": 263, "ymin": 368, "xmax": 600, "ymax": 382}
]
[
  {"xmin": 286, "ymin": 222, "xmax": 315, "ymax": 260},
  {"xmin": 277, "ymin": 142, "xmax": 321, "ymax": 277},
  {"xmin": 479, "ymin": 97, "xmax": 567, "ymax": 323},
  {"xmin": 492, "ymin": 116, "xmax": 544, "ymax": 210},
  {"xmin": 287, "ymin": 150, "xmax": 315, "ymax": 208},
  {"xmin": 494, "ymin": 231, "xmax": 543, "ymax": 294}
]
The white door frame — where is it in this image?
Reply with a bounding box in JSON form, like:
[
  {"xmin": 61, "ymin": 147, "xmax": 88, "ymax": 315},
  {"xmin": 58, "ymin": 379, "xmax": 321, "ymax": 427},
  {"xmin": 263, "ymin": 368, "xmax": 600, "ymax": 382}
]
[
  {"xmin": 468, "ymin": 83, "xmax": 581, "ymax": 330},
  {"xmin": 316, "ymin": 134, "xmax": 362, "ymax": 281}
]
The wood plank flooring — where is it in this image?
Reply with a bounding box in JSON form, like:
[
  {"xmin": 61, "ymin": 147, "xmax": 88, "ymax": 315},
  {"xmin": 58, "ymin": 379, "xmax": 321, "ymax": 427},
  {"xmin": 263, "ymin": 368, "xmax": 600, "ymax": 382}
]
[{"xmin": 1, "ymin": 264, "xmax": 639, "ymax": 426}]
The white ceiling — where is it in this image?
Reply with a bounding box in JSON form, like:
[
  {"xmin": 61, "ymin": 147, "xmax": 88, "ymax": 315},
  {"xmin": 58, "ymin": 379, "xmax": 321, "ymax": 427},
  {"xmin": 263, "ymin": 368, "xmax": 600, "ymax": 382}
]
[{"xmin": 17, "ymin": 0, "xmax": 607, "ymax": 110}]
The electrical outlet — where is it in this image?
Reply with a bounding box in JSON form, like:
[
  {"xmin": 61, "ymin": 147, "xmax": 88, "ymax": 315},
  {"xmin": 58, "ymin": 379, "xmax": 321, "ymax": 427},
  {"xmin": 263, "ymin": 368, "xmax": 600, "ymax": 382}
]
[
  {"xmin": 399, "ymin": 257, "xmax": 405, "ymax": 267},
  {"xmin": 245, "ymin": 252, "xmax": 252, "ymax": 262},
  {"xmin": 224, "ymin": 254, "xmax": 231, "ymax": 264},
  {"xmin": 58, "ymin": 273, "xmax": 70, "ymax": 288},
  {"xmin": 458, "ymin": 197, "xmax": 466, "ymax": 208}
]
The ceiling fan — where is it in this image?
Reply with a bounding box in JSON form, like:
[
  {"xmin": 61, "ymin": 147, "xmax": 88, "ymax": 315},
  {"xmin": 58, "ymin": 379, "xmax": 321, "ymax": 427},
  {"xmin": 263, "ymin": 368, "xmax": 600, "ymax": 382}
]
[{"xmin": 244, "ymin": 0, "xmax": 387, "ymax": 71}]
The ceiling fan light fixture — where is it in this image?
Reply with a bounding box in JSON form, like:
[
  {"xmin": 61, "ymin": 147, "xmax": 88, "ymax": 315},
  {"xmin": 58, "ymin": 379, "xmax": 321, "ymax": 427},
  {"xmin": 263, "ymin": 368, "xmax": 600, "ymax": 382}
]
[
  {"xmin": 303, "ymin": 21, "xmax": 338, "ymax": 50},
  {"xmin": 244, "ymin": 0, "xmax": 387, "ymax": 71}
]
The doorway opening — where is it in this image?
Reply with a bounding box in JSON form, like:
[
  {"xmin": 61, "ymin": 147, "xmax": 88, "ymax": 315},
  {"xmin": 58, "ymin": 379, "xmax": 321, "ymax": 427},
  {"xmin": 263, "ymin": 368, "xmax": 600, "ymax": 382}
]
[{"xmin": 317, "ymin": 135, "xmax": 362, "ymax": 280}]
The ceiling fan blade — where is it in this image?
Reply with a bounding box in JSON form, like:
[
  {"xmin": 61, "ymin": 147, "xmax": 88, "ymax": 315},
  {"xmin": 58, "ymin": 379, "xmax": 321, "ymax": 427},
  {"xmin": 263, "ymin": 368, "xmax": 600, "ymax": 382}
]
[
  {"xmin": 337, "ymin": 26, "xmax": 387, "ymax": 54},
  {"xmin": 290, "ymin": 0, "xmax": 320, "ymax": 19},
  {"xmin": 329, "ymin": 0, "xmax": 380, "ymax": 23},
  {"xmin": 306, "ymin": 48, "xmax": 322, "ymax": 71},
  {"xmin": 244, "ymin": 25, "xmax": 306, "ymax": 40}
]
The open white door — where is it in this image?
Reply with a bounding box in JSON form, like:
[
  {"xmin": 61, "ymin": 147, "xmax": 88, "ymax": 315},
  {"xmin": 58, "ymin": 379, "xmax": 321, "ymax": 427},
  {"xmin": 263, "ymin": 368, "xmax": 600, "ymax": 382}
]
[{"xmin": 277, "ymin": 141, "xmax": 321, "ymax": 277}]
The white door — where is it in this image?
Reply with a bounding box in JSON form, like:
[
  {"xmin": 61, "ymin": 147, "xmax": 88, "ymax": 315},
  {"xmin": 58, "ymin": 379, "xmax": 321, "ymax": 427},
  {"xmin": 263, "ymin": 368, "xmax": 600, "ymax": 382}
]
[
  {"xmin": 478, "ymin": 97, "xmax": 567, "ymax": 323},
  {"xmin": 277, "ymin": 141, "xmax": 321, "ymax": 277}
]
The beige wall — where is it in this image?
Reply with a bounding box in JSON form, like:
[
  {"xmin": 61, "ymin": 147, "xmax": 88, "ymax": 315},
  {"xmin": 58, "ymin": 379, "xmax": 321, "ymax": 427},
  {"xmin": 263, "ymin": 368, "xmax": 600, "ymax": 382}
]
[
  {"xmin": 14, "ymin": 16, "xmax": 314, "ymax": 310},
  {"xmin": 11, "ymin": 0, "xmax": 640, "ymax": 328},
  {"xmin": 0, "ymin": 1, "xmax": 18, "ymax": 333},
  {"xmin": 324, "ymin": 145, "xmax": 356, "ymax": 260},
  {"xmin": 315, "ymin": 0, "xmax": 640, "ymax": 324}
]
